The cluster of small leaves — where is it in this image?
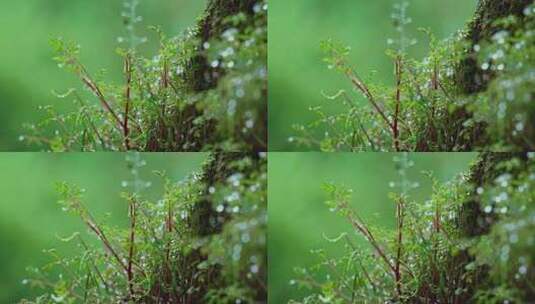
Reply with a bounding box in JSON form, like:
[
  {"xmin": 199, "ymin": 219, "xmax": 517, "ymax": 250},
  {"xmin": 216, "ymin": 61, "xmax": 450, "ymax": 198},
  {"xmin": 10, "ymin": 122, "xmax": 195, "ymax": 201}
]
[
  {"xmin": 21, "ymin": 0, "xmax": 267, "ymax": 152},
  {"xmin": 289, "ymin": 154, "xmax": 476, "ymax": 303},
  {"xmin": 117, "ymin": 0, "xmax": 147, "ymax": 49},
  {"xmin": 202, "ymin": 152, "xmax": 268, "ymax": 303},
  {"xmin": 469, "ymin": 153, "xmax": 535, "ymax": 303},
  {"xmin": 290, "ymin": 153, "xmax": 535, "ymax": 303},
  {"xmin": 467, "ymin": 4, "xmax": 535, "ymax": 151},
  {"xmin": 290, "ymin": 1, "xmax": 534, "ymax": 152},
  {"xmin": 200, "ymin": 2, "xmax": 268, "ymax": 152},
  {"xmin": 19, "ymin": 153, "xmax": 267, "ymax": 304}
]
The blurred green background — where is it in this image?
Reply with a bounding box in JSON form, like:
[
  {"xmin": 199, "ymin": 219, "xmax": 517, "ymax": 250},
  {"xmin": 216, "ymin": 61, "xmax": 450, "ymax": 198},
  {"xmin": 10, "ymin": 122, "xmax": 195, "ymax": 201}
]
[
  {"xmin": 0, "ymin": 153, "xmax": 207, "ymax": 302},
  {"xmin": 0, "ymin": 0, "xmax": 207, "ymax": 151},
  {"xmin": 268, "ymin": 0, "xmax": 478, "ymax": 150},
  {"xmin": 268, "ymin": 152, "xmax": 478, "ymax": 303}
]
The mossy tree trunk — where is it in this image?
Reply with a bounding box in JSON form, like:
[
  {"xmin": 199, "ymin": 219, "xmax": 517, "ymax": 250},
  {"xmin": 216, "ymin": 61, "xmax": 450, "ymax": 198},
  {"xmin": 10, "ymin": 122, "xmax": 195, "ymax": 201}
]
[
  {"xmin": 416, "ymin": 2, "xmax": 533, "ymax": 300},
  {"xmin": 460, "ymin": 152, "xmax": 525, "ymax": 236},
  {"xmin": 409, "ymin": 152, "xmax": 530, "ymax": 302},
  {"xmin": 192, "ymin": 152, "xmax": 266, "ymax": 302},
  {"xmin": 448, "ymin": 152, "xmax": 530, "ymax": 302},
  {"xmin": 188, "ymin": 0, "xmax": 259, "ymax": 92},
  {"xmin": 192, "ymin": 0, "xmax": 268, "ymax": 152},
  {"xmin": 418, "ymin": 0, "xmax": 532, "ymax": 151},
  {"xmin": 146, "ymin": 152, "xmax": 266, "ymax": 303},
  {"xmin": 146, "ymin": 0, "xmax": 267, "ymax": 152},
  {"xmin": 440, "ymin": 0, "xmax": 532, "ymax": 287},
  {"xmin": 456, "ymin": 0, "xmax": 532, "ymax": 94}
]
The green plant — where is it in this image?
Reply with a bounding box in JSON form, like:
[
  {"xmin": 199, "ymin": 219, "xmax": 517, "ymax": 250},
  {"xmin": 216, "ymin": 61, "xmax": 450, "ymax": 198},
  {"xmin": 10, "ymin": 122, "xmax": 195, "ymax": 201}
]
[
  {"xmin": 20, "ymin": 152, "xmax": 267, "ymax": 303},
  {"xmin": 21, "ymin": 0, "xmax": 267, "ymax": 152},
  {"xmin": 290, "ymin": 1, "xmax": 534, "ymax": 152},
  {"xmin": 289, "ymin": 153, "xmax": 535, "ymax": 303}
]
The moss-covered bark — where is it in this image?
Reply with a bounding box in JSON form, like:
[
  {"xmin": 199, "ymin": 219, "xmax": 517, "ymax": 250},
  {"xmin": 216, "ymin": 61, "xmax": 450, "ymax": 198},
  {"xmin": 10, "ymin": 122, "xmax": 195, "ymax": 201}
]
[
  {"xmin": 435, "ymin": 0, "xmax": 530, "ymax": 152},
  {"xmin": 408, "ymin": 152, "xmax": 530, "ymax": 302},
  {"xmin": 417, "ymin": 0, "xmax": 532, "ymax": 151},
  {"xmin": 457, "ymin": 0, "xmax": 532, "ymax": 94},
  {"xmin": 145, "ymin": 0, "xmax": 243, "ymax": 152},
  {"xmin": 190, "ymin": 0, "xmax": 267, "ymax": 153},
  {"xmin": 429, "ymin": 152, "xmax": 529, "ymax": 302},
  {"xmin": 460, "ymin": 152, "xmax": 525, "ymax": 236},
  {"xmin": 145, "ymin": 0, "xmax": 267, "ymax": 152},
  {"xmin": 187, "ymin": 0, "xmax": 258, "ymax": 92},
  {"xmin": 193, "ymin": 152, "xmax": 253, "ymax": 236},
  {"xmin": 144, "ymin": 152, "xmax": 265, "ymax": 303}
]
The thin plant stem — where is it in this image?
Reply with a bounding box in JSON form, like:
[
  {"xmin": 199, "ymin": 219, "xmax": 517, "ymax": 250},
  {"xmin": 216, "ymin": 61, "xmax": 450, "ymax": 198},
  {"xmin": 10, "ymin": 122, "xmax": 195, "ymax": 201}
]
[
  {"xmin": 127, "ymin": 196, "xmax": 137, "ymax": 300},
  {"xmin": 124, "ymin": 54, "xmax": 133, "ymax": 150},
  {"xmin": 395, "ymin": 197, "xmax": 405, "ymax": 298},
  {"xmin": 394, "ymin": 56, "xmax": 403, "ymax": 151}
]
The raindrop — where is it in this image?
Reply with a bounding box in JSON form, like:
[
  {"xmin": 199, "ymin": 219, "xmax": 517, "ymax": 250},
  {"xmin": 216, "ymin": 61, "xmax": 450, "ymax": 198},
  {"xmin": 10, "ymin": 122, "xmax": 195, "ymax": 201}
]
[{"xmin": 250, "ymin": 264, "xmax": 259, "ymax": 273}]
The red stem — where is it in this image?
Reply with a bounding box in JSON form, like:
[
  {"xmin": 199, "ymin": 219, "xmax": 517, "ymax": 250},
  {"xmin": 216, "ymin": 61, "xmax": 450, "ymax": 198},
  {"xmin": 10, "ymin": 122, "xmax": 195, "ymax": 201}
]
[
  {"xmin": 79, "ymin": 72, "xmax": 123, "ymax": 130},
  {"xmin": 127, "ymin": 197, "xmax": 136, "ymax": 300},
  {"xmin": 393, "ymin": 56, "xmax": 403, "ymax": 152},
  {"xmin": 395, "ymin": 198, "xmax": 404, "ymax": 298},
  {"xmin": 345, "ymin": 69, "xmax": 393, "ymax": 131},
  {"xmin": 123, "ymin": 55, "xmax": 132, "ymax": 150}
]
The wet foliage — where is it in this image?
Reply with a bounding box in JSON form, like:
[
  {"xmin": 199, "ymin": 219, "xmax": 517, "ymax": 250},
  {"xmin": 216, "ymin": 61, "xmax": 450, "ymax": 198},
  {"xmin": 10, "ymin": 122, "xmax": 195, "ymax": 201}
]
[
  {"xmin": 21, "ymin": 0, "xmax": 267, "ymax": 152},
  {"xmin": 20, "ymin": 153, "xmax": 267, "ymax": 303},
  {"xmin": 289, "ymin": 153, "xmax": 535, "ymax": 303},
  {"xmin": 291, "ymin": 1, "xmax": 534, "ymax": 152}
]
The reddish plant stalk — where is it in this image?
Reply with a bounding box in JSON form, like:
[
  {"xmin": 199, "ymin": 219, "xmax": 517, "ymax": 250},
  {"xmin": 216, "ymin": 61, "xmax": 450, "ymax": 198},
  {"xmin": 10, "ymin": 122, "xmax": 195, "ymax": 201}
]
[
  {"xmin": 395, "ymin": 197, "xmax": 404, "ymax": 298},
  {"xmin": 79, "ymin": 70, "xmax": 123, "ymax": 130},
  {"xmin": 393, "ymin": 56, "xmax": 403, "ymax": 152},
  {"xmin": 431, "ymin": 62, "xmax": 439, "ymax": 119},
  {"xmin": 75, "ymin": 202, "xmax": 128, "ymax": 275},
  {"xmin": 127, "ymin": 197, "xmax": 137, "ymax": 300},
  {"xmin": 345, "ymin": 66, "xmax": 405, "ymax": 151},
  {"xmin": 123, "ymin": 55, "xmax": 132, "ymax": 150},
  {"xmin": 162, "ymin": 59, "xmax": 169, "ymax": 89},
  {"xmin": 164, "ymin": 199, "xmax": 174, "ymax": 291},
  {"xmin": 340, "ymin": 200, "xmax": 396, "ymax": 277},
  {"xmin": 432, "ymin": 62, "xmax": 439, "ymax": 91},
  {"xmin": 345, "ymin": 69, "xmax": 393, "ymax": 131}
]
